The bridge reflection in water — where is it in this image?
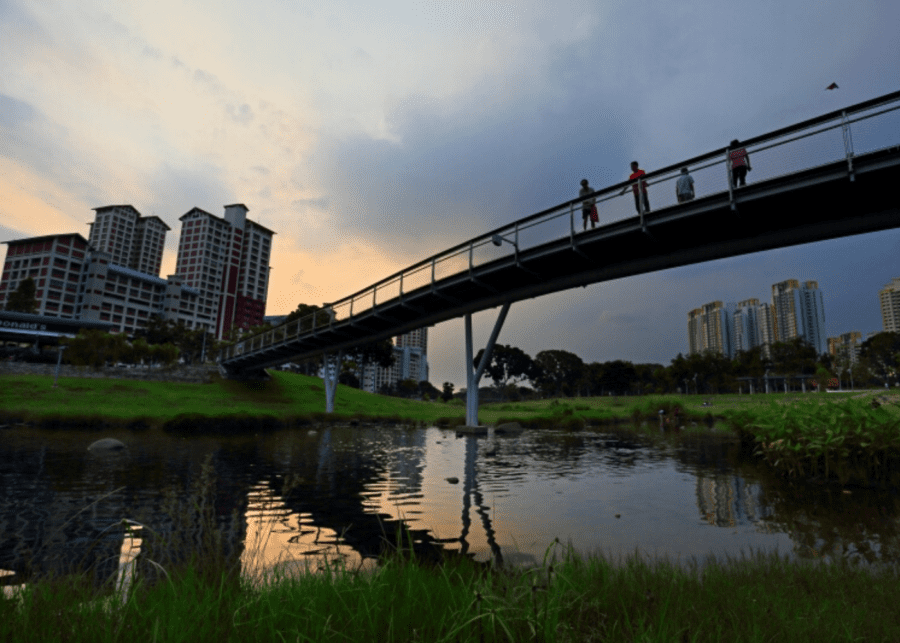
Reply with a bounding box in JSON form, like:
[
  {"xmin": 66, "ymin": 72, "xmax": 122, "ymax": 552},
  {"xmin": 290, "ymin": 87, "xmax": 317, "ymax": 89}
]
[{"xmin": 4, "ymin": 422, "xmax": 900, "ymax": 599}]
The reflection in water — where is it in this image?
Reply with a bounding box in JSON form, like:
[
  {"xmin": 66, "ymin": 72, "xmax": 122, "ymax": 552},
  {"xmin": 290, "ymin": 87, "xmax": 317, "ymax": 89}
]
[{"xmin": 2, "ymin": 423, "xmax": 900, "ymax": 593}]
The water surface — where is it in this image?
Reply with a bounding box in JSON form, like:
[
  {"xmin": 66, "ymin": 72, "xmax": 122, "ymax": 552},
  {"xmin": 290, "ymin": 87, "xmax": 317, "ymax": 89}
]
[{"xmin": 2, "ymin": 423, "xmax": 898, "ymax": 590}]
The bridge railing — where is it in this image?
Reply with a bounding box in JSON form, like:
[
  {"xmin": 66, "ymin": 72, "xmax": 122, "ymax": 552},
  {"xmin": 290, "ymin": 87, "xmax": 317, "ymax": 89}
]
[{"xmin": 221, "ymin": 90, "xmax": 900, "ymax": 364}]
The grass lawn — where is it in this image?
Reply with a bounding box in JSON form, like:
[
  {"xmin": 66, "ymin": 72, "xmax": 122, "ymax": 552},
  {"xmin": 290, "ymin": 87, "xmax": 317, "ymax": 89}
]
[{"xmin": 1, "ymin": 370, "xmax": 894, "ymax": 428}]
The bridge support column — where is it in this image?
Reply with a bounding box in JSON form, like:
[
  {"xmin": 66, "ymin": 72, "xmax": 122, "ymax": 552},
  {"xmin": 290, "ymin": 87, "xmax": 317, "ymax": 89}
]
[
  {"xmin": 464, "ymin": 302, "xmax": 511, "ymax": 427},
  {"xmin": 323, "ymin": 350, "xmax": 343, "ymax": 413}
]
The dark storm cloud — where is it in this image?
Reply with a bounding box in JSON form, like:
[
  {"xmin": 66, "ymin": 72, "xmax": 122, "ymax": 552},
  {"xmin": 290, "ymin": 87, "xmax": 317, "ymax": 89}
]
[{"xmin": 318, "ymin": 80, "xmax": 633, "ymax": 261}]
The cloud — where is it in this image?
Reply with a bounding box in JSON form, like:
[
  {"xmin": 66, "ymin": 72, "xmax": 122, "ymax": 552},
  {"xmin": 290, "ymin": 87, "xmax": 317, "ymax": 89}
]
[
  {"xmin": 226, "ymin": 103, "xmax": 254, "ymax": 125},
  {"xmin": 0, "ymin": 93, "xmax": 36, "ymax": 129}
]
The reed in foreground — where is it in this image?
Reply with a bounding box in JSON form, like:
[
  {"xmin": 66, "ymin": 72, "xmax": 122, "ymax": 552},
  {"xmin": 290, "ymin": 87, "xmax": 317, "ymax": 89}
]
[{"xmin": 4, "ymin": 540, "xmax": 900, "ymax": 642}]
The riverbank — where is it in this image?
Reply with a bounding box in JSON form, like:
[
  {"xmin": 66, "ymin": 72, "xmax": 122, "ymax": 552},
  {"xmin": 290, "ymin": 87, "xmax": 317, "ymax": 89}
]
[
  {"xmin": 4, "ymin": 541, "xmax": 900, "ymax": 642},
  {"xmin": 0, "ymin": 370, "xmax": 891, "ymax": 431}
]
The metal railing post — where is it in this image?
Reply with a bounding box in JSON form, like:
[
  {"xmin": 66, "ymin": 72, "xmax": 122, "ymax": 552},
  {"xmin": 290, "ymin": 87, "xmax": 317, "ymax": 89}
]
[
  {"xmin": 569, "ymin": 202, "xmax": 575, "ymax": 247},
  {"xmin": 514, "ymin": 223, "xmax": 520, "ymax": 264},
  {"xmin": 725, "ymin": 148, "xmax": 736, "ymax": 210},
  {"xmin": 841, "ymin": 110, "xmax": 855, "ymax": 181},
  {"xmin": 372, "ymin": 285, "xmax": 377, "ymax": 310},
  {"xmin": 431, "ymin": 257, "xmax": 436, "ymax": 287},
  {"xmin": 468, "ymin": 243, "xmax": 474, "ymax": 277}
]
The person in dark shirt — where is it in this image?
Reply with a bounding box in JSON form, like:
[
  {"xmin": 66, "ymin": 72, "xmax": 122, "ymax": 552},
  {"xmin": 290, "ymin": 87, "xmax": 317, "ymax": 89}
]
[{"xmin": 579, "ymin": 179, "xmax": 597, "ymax": 230}]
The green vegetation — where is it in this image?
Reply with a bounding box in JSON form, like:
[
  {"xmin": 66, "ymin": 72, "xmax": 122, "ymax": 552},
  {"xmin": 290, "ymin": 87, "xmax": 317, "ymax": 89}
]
[
  {"xmin": 5, "ymin": 532, "xmax": 900, "ymax": 641},
  {"xmin": 1, "ymin": 370, "xmax": 889, "ymax": 433},
  {"xmin": 724, "ymin": 394, "xmax": 900, "ymax": 485}
]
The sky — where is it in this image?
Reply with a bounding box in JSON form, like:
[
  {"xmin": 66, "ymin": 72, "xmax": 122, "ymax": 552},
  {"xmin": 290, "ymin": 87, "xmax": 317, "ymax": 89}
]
[{"xmin": 1, "ymin": 0, "xmax": 899, "ymax": 388}]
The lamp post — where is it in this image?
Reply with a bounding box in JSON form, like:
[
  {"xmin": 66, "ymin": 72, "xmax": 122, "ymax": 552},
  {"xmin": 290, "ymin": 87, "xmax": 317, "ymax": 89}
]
[{"xmin": 53, "ymin": 345, "xmax": 67, "ymax": 388}]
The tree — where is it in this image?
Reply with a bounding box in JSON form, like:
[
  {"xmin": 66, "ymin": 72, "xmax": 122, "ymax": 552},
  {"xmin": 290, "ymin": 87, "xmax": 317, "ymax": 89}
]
[
  {"xmin": 814, "ymin": 365, "xmax": 833, "ymax": 393},
  {"xmin": 418, "ymin": 380, "xmax": 441, "ymax": 401},
  {"xmin": 598, "ymin": 360, "xmax": 638, "ymax": 395},
  {"xmin": 441, "ymin": 382, "xmax": 455, "ymax": 402},
  {"xmin": 532, "ymin": 349, "xmax": 584, "ymax": 397},
  {"xmin": 397, "ymin": 378, "xmax": 418, "ymax": 398},
  {"xmin": 285, "ymin": 303, "xmax": 335, "ymax": 330},
  {"xmin": 339, "ymin": 371, "xmax": 360, "ymax": 388},
  {"xmin": 5, "ymin": 277, "xmax": 38, "ymax": 313},
  {"xmin": 350, "ymin": 338, "xmax": 395, "ymax": 370},
  {"xmin": 859, "ymin": 332, "xmax": 900, "ymax": 387},
  {"xmin": 769, "ymin": 338, "xmax": 817, "ymax": 379},
  {"xmin": 473, "ymin": 344, "xmax": 536, "ymax": 396}
]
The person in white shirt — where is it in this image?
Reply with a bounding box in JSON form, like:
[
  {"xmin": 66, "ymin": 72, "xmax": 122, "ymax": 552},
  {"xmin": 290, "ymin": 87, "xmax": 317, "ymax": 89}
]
[{"xmin": 676, "ymin": 167, "xmax": 695, "ymax": 203}]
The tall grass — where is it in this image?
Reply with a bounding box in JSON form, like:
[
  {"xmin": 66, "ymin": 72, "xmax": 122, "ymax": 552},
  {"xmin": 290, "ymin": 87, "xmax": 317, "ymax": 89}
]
[
  {"xmin": 724, "ymin": 397, "xmax": 900, "ymax": 485},
  {"xmin": 5, "ymin": 538, "xmax": 900, "ymax": 641}
]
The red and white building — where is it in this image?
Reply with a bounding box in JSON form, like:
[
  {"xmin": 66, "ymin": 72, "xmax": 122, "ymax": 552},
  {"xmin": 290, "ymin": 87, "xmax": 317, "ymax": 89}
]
[{"xmin": 175, "ymin": 204, "xmax": 273, "ymax": 339}]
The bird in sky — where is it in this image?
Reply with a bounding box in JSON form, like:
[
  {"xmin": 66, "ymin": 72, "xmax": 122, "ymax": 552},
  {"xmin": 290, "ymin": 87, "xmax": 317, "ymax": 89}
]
[{"xmin": 826, "ymin": 82, "xmax": 839, "ymax": 90}]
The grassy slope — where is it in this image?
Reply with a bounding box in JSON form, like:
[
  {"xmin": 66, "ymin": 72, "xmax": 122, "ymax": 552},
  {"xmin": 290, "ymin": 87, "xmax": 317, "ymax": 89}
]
[{"xmin": 0, "ymin": 370, "xmax": 888, "ymax": 425}]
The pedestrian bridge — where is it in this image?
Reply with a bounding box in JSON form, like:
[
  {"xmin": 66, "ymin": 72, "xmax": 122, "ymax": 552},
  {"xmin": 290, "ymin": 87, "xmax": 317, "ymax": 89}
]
[{"xmin": 220, "ymin": 89, "xmax": 900, "ymax": 422}]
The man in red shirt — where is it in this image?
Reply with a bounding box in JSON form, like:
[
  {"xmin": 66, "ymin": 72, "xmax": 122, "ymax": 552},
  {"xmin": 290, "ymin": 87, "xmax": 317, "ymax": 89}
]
[
  {"xmin": 729, "ymin": 139, "xmax": 752, "ymax": 187},
  {"xmin": 620, "ymin": 161, "xmax": 650, "ymax": 213}
]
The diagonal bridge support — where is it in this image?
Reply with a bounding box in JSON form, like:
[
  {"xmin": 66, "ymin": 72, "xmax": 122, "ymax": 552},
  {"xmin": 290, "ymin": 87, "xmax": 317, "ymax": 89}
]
[{"xmin": 464, "ymin": 302, "xmax": 511, "ymax": 427}]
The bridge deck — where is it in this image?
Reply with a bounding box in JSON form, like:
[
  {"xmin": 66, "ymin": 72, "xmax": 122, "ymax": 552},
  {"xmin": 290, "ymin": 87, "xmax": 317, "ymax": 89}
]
[{"xmin": 223, "ymin": 145, "xmax": 900, "ymax": 374}]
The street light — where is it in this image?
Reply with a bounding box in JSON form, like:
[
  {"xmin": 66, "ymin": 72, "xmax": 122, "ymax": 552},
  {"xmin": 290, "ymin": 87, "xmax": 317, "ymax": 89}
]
[
  {"xmin": 53, "ymin": 345, "xmax": 67, "ymax": 388},
  {"xmin": 491, "ymin": 233, "xmax": 518, "ymax": 251}
]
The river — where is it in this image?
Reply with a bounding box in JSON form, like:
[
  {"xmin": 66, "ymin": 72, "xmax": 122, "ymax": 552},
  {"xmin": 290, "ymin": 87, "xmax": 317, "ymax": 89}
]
[{"xmin": 2, "ymin": 422, "xmax": 898, "ymax": 592}]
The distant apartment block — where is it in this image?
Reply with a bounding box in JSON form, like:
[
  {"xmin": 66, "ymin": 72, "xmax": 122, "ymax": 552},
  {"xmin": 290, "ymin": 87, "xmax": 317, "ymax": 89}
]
[
  {"xmin": 0, "ymin": 233, "xmax": 201, "ymax": 334},
  {"xmin": 361, "ymin": 328, "xmax": 430, "ymax": 393},
  {"xmin": 879, "ymin": 277, "xmax": 900, "ymax": 333},
  {"xmin": 828, "ymin": 331, "xmax": 862, "ymax": 365},
  {"xmin": 687, "ymin": 301, "xmax": 733, "ymax": 358},
  {"xmin": 0, "ymin": 202, "xmax": 274, "ymax": 338},
  {"xmin": 688, "ymin": 280, "xmax": 825, "ymax": 358},
  {"xmin": 771, "ymin": 279, "xmax": 826, "ymax": 354},
  {"xmin": 733, "ymin": 299, "xmax": 775, "ymax": 358}
]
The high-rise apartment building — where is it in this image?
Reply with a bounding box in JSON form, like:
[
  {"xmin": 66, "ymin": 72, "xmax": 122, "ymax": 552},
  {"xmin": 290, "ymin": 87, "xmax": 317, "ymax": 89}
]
[
  {"xmin": 1, "ymin": 201, "xmax": 274, "ymax": 338},
  {"xmin": 733, "ymin": 299, "xmax": 760, "ymax": 353},
  {"xmin": 879, "ymin": 277, "xmax": 900, "ymax": 333},
  {"xmin": 772, "ymin": 279, "xmax": 825, "ymax": 354},
  {"xmin": 828, "ymin": 331, "xmax": 862, "ymax": 365},
  {"xmin": 88, "ymin": 205, "xmax": 169, "ymax": 276},
  {"xmin": 361, "ymin": 328, "xmax": 430, "ymax": 393},
  {"xmin": 0, "ymin": 234, "xmax": 90, "ymax": 319},
  {"xmin": 174, "ymin": 204, "xmax": 274, "ymax": 339},
  {"xmin": 687, "ymin": 301, "xmax": 734, "ymax": 358},
  {"xmin": 732, "ymin": 299, "xmax": 776, "ymax": 358},
  {"xmin": 0, "ymin": 233, "xmax": 202, "ymax": 334}
]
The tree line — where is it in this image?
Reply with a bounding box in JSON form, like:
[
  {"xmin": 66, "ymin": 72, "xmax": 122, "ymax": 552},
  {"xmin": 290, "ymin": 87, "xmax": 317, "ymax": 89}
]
[
  {"xmin": 4, "ymin": 282, "xmax": 899, "ymax": 395},
  {"xmin": 466, "ymin": 334, "xmax": 900, "ymax": 399}
]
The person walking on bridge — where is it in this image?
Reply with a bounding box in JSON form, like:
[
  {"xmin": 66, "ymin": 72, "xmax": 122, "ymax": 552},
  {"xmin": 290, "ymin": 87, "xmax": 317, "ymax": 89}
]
[
  {"xmin": 579, "ymin": 179, "xmax": 598, "ymax": 230},
  {"xmin": 676, "ymin": 167, "xmax": 695, "ymax": 203},
  {"xmin": 729, "ymin": 139, "xmax": 752, "ymax": 187},
  {"xmin": 620, "ymin": 161, "xmax": 650, "ymax": 214}
]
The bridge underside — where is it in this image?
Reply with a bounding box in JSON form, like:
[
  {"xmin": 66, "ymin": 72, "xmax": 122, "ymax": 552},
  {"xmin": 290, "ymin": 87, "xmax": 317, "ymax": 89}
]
[{"xmin": 222, "ymin": 146, "xmax": 900, "ymax": 376}]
